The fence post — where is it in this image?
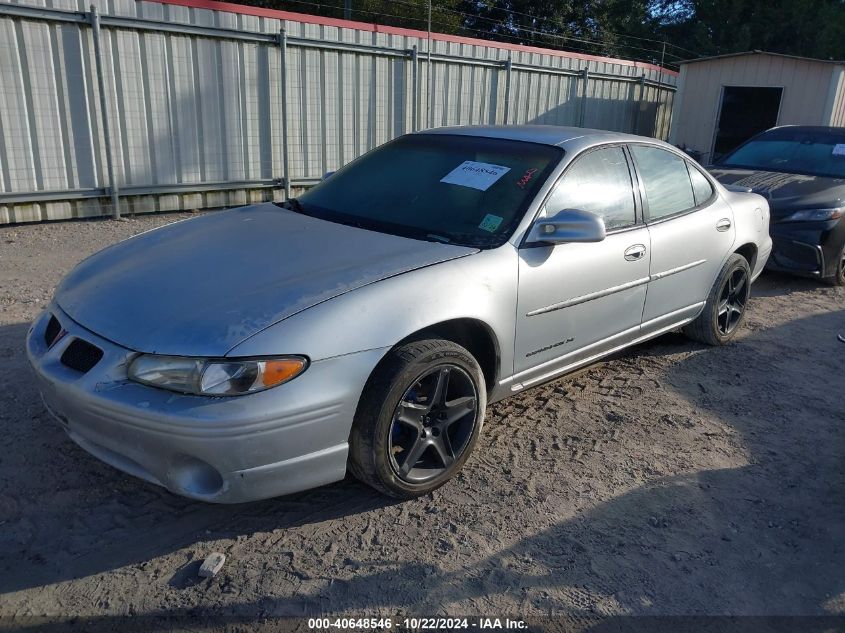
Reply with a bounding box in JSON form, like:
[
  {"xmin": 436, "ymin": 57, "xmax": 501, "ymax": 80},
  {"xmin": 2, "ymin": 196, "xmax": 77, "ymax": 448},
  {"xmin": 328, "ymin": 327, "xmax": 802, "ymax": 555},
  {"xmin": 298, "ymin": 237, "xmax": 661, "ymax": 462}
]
[
  {"xmin": 578, "ymin": 67, "xmax": 589, "ymax": 128},
  {"xmin": 277, "ymin": 28, "xmax": 291, "ymax": 201},
  {"xmin": 89, "ymin": 5, "xmax": 120, "ymax": 219},
  {"xmin": 411, "ymin": 45, "xmax": 419, "ymax": 132},
  {"xmin": 502, "ymin": 53, "xmax": 512, "ymax": 125},
  {"xmin": 629, "ymin": 74, "xmax": 641, "ymax": 134},
  {"xmin": 636, "ymin": 74, "xmax": 645, "ymax": 134},
  {"xmin": 661, "ymin": 85, "xmax": 672, "ymax": 140}
]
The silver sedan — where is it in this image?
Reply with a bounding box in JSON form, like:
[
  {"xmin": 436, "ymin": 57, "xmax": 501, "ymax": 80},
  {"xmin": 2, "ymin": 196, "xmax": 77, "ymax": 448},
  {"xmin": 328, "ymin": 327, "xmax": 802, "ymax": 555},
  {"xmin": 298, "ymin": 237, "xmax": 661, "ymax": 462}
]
[{"xmin": 26, "ymin": 126, "xmax": 772, "ymax": 502}]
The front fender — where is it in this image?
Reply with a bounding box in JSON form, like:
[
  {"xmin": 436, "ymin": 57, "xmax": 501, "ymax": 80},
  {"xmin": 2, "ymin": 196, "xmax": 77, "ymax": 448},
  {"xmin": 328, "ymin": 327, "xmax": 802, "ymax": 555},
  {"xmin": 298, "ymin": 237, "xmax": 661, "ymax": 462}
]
[{"xmin": 227, "ymin": 246, "xmax": 519, "ymax": 383}]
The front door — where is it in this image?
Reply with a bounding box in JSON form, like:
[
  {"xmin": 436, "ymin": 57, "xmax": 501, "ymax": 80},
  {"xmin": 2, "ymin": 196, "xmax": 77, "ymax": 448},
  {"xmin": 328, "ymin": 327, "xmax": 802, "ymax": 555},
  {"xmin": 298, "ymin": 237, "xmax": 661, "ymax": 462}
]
[{"xmin": 513, "ymin": 145, "xmax": 650, "ymax": 388}]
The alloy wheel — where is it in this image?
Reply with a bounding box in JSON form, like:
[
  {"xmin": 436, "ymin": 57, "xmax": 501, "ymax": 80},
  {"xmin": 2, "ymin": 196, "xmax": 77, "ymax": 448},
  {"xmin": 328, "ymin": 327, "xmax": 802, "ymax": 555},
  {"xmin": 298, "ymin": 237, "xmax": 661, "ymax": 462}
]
[
  {"xmin": 388, "ymin": 365, "xmax": 479, "ymax": 483},
  {"xmin": 717, "ymin": 267, "xmax": 749, "ymax": 336}
]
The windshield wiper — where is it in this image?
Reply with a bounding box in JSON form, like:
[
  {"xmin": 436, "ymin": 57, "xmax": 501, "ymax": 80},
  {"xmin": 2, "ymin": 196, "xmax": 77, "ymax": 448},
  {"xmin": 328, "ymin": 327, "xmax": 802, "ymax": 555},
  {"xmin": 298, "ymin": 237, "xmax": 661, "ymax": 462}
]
[
  {"xmin": 280, "ymin": 197, "xmax": 306, "ymax": 214},
  {"xmin": 275, "ymin": 197, "xmax": 311, "ymax": 215},
  {"xmin": 419, "ymin": 231, "xmax": 492, "ymax": 248}
]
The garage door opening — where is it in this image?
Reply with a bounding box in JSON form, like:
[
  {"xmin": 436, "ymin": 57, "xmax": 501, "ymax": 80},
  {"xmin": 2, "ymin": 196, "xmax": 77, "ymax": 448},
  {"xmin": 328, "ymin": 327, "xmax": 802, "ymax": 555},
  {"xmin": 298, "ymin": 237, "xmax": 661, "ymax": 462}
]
[{"xmin": 712, "ymin": 86, "xmax": 783, "ymax": 160}]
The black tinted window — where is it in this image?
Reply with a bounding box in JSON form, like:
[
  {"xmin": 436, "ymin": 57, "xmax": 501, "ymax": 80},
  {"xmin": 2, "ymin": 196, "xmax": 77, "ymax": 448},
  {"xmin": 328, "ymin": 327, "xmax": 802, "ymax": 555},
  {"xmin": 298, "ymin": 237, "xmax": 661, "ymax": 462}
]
[
  {"xmin": 631, "ymin": 145, "xmax": 695, "ymax": 220},
  {"xmin": 545, "ymin": 146, "xmax": 636, "ymax": 230},
  {"xmin": 296, "ymin": 134, "xmax": 562, "ymax": 248},
  {"xmin": 687, "ymin": 163, "xmax": 714, "ymax": 206}
]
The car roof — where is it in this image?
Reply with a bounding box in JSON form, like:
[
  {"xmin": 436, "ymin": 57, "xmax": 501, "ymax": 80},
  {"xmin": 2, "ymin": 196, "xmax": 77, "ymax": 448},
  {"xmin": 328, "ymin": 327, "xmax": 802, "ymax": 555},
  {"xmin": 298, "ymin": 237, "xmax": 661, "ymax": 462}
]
[
  {"xmin": 765, "ymin": 125, "xmax": 845, "ymax": 135},
  {"xmin": 417, "ymin": 124, "xmax": 655, "ymax": 148}
]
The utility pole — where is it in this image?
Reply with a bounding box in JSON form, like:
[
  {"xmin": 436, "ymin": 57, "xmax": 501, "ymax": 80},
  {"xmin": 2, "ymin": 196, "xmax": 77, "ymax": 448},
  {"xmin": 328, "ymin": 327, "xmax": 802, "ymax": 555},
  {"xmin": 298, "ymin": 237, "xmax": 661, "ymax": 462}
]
[
  {"xmin": 344, "ymin": 0, "xmax": 351, "ymax": 20},
  {"xmin": 656, "ymin": 40, "xmax": 666, "ymax": 137}
]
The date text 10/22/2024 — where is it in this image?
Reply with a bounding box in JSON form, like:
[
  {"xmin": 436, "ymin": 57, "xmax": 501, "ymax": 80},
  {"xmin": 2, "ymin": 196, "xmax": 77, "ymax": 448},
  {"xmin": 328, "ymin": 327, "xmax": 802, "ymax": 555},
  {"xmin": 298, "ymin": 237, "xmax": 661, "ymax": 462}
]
[{"xmin": 307, "ymin": 618, "xmax": 529, "ymax": 630}]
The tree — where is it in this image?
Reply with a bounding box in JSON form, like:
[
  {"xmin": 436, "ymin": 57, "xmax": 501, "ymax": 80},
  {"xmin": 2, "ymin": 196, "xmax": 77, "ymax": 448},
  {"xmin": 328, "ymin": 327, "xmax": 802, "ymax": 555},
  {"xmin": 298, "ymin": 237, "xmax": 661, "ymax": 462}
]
[
  {"xmin": 650, "ymin": 0, "xmax": 845, "ymax": 60},
  {"xmin": 228, "ymin": 0, "xmax": 845, "ymax": 65}
]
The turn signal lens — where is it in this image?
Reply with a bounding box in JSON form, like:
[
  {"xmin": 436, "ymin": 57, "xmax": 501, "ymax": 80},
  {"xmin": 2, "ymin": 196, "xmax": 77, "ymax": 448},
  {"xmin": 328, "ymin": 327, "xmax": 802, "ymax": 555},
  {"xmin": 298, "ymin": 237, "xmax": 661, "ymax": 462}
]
[{"xmin": 262, "ymin": 358, "xmax": 307, "ymax": 388}]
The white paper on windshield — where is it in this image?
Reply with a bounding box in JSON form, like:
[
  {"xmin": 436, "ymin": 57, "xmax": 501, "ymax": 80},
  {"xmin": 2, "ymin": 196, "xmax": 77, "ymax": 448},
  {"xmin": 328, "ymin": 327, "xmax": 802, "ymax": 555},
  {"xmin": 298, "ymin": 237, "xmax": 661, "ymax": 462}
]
[
  {"xmin": 440, "ymin": 161, "xmax": 511, "ymax": 191},
  {"xmin": 832, "ymin": 144, "xmax": 845, "ymax": 157}
]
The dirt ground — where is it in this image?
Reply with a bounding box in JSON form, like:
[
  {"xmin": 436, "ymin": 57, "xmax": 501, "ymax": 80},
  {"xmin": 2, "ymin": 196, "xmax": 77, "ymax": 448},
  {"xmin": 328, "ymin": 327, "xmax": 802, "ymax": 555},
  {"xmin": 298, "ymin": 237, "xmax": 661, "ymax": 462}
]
[{"xmin": 0, "ymin": 213, "xmax": 843, "ymax": 627}]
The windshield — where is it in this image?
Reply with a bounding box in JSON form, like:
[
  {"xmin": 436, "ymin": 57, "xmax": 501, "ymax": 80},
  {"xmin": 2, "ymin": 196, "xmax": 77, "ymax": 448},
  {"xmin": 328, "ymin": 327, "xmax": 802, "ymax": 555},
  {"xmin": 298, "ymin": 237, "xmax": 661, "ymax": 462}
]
[
  {"xmin": 719, "ymin": 128, "xmax": 845, "ymax": 179},
  {"xmin": 291, "ymin": 134, "xmax": 563, "ymax": 248}
]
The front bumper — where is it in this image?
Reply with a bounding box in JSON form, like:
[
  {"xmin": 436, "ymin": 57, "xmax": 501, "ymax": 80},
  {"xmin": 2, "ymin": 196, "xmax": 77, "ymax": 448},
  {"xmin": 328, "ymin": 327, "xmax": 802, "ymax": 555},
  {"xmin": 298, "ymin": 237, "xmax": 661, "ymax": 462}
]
[
  {"xmin": 765, "ymin": 219, "xmax": 845, "ymax": 278},
  {"xmin": 26, "ymin": 305, "xmax": 385, "ymax": 503}
]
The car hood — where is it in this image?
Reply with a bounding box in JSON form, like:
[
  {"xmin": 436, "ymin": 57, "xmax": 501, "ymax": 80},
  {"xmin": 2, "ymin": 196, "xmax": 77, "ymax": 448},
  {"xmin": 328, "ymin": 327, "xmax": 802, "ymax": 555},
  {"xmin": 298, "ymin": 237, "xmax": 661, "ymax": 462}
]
[
  {"xmin": 709, "ymin": 167, "xmax": 845, "ymax": 218},
  {"xmin": 55, "ymin": 203, "xmax": 476, "ymax": 356}
]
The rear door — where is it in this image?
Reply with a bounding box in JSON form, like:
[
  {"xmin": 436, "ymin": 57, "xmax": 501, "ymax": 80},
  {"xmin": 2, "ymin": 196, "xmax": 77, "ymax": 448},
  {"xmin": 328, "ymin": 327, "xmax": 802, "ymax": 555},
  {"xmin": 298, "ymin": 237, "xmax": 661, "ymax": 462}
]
[{"xmin": 629, "ymin": 144, "xmax": 735, "ymax": 330}]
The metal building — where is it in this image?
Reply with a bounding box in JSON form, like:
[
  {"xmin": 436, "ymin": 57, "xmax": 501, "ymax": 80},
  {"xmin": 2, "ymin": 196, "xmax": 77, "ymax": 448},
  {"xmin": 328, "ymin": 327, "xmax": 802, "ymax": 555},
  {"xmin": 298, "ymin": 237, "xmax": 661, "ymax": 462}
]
[
  {"xmin": 0, "ymin": 0, "xmax": 678, "ymax": 224},
  {"xmin": 669, "ymin": 50, "xmax": 845, "ymax": 164}
]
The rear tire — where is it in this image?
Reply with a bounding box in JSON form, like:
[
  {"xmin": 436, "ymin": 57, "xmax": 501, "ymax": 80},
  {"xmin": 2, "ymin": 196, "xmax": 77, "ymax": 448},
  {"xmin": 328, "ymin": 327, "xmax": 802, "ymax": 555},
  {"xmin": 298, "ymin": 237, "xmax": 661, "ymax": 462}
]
[
  {"xmin": 684, "ymin": 254, "xmax": 751, "ymax": 346},
  {"xmin": 348, "ymin": 338, "xmax": 486, "ymax": 498},
  {"xmin": 822, "ymin": 244, "xmax": 845, "ymax": 286}
]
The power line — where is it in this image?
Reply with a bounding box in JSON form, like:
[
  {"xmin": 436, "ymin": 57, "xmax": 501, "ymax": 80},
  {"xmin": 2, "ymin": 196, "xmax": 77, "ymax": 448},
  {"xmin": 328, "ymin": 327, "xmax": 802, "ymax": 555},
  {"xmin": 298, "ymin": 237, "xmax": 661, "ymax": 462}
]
[
  {"xmin": 391, "ymin": 0, "xmax": 702, "ymax": 59},
  {"xmin": 420, "ymin": 2, "xmax": 685, "ymax": 63},
  {"xmin": 435, "ymin": 0, "xmax": 704, "ymax": 57},
  {"xmin": 254, "ymin": 0, "xmax": 703, "ymax": 58},
  {"xmin": 387, "ymin": 0, "xmax": 680, "ymax": 60},
  {"xmin": 481, "ymin": 7, "xmax": 703, "ymax": 57},
  {"xmin": 264, "ymin": 0, "xmax": 687, "ymax": 66}
]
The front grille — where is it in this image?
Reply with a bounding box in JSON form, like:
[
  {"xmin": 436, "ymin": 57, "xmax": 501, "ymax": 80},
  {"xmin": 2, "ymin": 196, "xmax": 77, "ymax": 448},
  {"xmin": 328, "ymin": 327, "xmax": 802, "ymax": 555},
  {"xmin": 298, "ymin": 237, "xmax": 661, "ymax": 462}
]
[
  {"xmin": 44, "ymin": 315, "xmax": 61, "ymax": 347},
  {"xmin": 60, "ymin": 339, "xmax": 104, "ymax": 373}
]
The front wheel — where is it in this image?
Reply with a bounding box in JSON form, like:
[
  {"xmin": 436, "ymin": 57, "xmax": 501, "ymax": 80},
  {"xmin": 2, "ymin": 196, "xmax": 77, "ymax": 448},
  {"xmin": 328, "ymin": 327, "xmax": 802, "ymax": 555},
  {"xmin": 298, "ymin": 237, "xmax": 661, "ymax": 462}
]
[
  {"xmin": 684, "ymin": 253, "xmax": 751, "ymax": 346},
  {"xmin": 348, "ymin": 339, "xmax": 486, "ymax": 498}
]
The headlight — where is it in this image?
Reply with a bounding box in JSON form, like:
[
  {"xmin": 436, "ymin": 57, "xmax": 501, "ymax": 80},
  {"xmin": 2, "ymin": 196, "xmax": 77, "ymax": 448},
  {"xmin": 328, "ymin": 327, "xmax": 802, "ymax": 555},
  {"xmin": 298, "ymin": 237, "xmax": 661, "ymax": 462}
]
[
  {"xmin": 128, "ymin": 355, "xmax": 308, "ymax": 396},
  {"xmin": 782, "ymin": 208, "xmax": 843, "ymax": 222}
]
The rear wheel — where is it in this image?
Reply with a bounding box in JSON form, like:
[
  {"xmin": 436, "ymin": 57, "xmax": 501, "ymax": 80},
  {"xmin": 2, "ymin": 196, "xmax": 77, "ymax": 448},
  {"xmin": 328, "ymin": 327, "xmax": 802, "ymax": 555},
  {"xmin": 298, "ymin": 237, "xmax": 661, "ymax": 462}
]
[
  {"xmin": 684, "ymin": 254, "xmax": 751, "ymax": 346},
  {"xmin": 348, "ymin": 339, "xmax": 486, "ymax": 498},
  {"xmin": 822, "ymin": 244, "xmax": 845, "ymax": 286}
]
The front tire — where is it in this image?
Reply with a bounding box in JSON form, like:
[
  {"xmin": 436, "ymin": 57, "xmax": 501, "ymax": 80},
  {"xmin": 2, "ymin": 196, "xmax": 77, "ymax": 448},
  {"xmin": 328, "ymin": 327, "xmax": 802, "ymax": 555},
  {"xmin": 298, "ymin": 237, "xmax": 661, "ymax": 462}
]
[
  {"xmin": 348, "ymin": 338, "xmax": 486, "ymax": 498},
  {"xmin": 822, "ymin": 244, "xmax": 845, "ymax": 286},
  {"xmin": 684, "ymin": 253, "xmax": 751, "ymax": 346}
]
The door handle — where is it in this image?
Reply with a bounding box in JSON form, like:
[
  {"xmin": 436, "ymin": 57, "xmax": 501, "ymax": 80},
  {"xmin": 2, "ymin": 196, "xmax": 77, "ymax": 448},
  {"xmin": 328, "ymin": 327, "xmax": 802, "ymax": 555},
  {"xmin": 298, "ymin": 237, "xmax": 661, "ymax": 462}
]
[
  {"xmin": 624, "ymin": 244, "xmax": 647, "ymax": 261},
  {"xmin": 716, "ymin": 218, "xmax": 732, "ymax": 232}
]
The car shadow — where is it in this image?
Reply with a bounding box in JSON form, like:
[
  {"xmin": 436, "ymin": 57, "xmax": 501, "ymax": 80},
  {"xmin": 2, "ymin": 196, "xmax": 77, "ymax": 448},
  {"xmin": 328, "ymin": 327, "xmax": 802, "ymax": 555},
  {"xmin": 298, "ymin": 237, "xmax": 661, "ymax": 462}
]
[
  {"xmin": 245, "ymin": 307, "xmax": 842, "ymax": 617},
  {"xmin": 1, "ymin": 308, "xmax": 843, "ymax": 618},
  {"xmin": 751, "ymin": 270, "xmax": 827, "ymax": 298}
]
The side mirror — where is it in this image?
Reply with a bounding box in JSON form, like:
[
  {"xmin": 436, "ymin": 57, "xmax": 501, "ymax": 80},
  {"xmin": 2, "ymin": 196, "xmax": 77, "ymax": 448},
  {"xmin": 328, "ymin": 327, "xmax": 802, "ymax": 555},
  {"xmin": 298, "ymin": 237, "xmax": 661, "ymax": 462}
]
[
  {"xmin": 322, "ymin": 171, "xmax": 336, "ymax": 181},
  {"xmin": 527, "ymin": 209, "xmax": 607, "ymax": 245}
]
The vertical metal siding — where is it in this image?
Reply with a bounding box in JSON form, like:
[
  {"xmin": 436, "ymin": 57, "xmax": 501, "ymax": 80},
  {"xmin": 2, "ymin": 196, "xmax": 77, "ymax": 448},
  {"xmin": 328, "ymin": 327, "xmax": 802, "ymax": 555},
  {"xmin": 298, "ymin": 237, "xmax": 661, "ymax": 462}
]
[
  {"xmin": 0, "ymin": 0, "xmax": 677, "ymax": 224},
  {"xmin": 825, "ymin": 66, "xmax": 845, "ymax": 126}
]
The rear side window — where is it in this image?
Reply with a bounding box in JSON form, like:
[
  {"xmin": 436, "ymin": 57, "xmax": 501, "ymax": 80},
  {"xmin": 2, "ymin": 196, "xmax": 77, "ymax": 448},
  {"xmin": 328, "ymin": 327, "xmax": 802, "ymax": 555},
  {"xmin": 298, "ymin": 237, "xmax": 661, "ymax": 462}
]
[
  {"xmin": 631, "ymin": 145, "xmax": 695, "ymax": 221},
  {"xmin": 544, "ymin": 146, "xmax": 636, "ymax": 231},
  {"xmin": 687, "ymin": 163, "xmax": 714, "ymax": 206}
]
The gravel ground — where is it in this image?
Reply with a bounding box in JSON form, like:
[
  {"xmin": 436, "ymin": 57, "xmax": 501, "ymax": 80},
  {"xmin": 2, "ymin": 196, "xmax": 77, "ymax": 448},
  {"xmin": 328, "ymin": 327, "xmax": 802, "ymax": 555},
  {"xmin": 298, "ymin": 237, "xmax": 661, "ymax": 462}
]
[{"xmin": 0, "ymin": 213, "xmax": 843, "ymax": 626}]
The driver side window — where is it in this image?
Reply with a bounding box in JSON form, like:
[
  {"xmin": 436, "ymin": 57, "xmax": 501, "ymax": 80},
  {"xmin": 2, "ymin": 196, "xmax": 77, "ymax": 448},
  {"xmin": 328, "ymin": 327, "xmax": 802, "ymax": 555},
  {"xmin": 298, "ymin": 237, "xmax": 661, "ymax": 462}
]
[{"xmin": 544, "ymin": 146, "xmax": 637, "ymax": 231}]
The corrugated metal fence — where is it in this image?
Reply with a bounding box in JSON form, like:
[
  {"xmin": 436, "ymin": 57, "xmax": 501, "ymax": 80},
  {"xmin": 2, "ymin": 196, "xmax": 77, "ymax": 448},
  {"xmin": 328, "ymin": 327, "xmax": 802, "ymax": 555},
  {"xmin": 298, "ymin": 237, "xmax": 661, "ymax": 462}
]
[{"xmin": 0, "ymin": 0, "xmax": 678, "ymax": 224}]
